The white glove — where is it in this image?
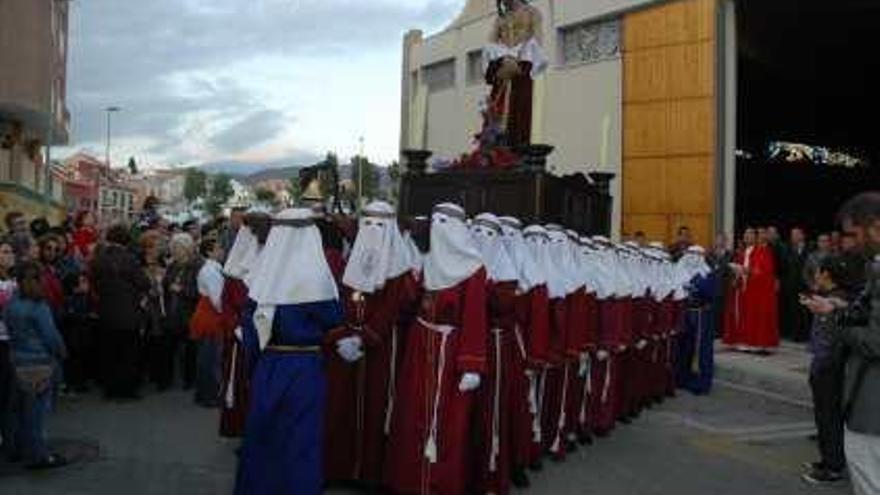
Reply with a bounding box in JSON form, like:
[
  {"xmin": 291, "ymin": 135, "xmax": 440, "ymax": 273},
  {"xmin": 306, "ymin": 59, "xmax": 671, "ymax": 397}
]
[
  {"xmin": 597, "ymin": 350, "xmax": 610, "ymax": 361},
  {"xmin": 336, "ymin": 336, "xmax": 364, "ymax": 363},
  {"xmin": 234, "ymin": 326, "xmax": 243, "ymax": 342},
  {"xmin": 577, "ymin": 353, "xmax": 590, "ymax": 377},
  {"xmin": 636, "ymin": 339, "xmax": 648, "ymax": 350},
  {"xmin": 458, "ymin": 372, "xmax": 481, "ymax": 392},
  {"xmin": 617, "ymin": 345, "xmax": 627, "ymax": 352}
]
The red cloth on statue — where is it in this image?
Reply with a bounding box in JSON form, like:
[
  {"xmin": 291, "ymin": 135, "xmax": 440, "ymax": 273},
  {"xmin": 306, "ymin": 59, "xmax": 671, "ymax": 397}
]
[
  {"xmin": 323, "ymin": 274, "xmax": 420, "ymax": 484},
  {"xmin": 383, "ymin": 269, "xmax": 487, "ymax": 495},
  {"xmin": 486, "ymin": 60, "xmax": 534, "ymax": 149}
]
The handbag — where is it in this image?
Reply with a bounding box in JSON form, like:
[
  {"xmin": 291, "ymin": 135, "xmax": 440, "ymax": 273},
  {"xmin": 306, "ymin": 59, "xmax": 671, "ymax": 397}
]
[{"xmin": 15, "ymin": 364, "xmax": 54, "ymax": 395}]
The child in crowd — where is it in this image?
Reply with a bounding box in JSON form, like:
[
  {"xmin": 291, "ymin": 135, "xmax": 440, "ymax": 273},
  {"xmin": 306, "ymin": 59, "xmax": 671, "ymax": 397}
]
[
  {"xmin": 190, "ymin": 238, "xmax": 226, "ymax": 407},
  {"xmin": 801, "ymin": 257, "xmax": 849, "ymax": 485}
]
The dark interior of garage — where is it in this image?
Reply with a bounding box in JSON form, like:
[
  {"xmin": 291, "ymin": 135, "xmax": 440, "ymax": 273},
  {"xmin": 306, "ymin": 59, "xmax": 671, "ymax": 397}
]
[{"xmin": 735, "ymin": 0, "xmax": 880, "ymax": 237}]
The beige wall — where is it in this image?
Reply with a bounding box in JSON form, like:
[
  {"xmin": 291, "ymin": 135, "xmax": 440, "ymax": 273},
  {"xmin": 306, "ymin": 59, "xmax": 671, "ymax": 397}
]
[
  {"xmin": 402, "ymin": 0, "xmax": 646, "ymax": 237},
  {"xmin": 0, "ymin": 0, "xmax": 69, "ymax": 144}
]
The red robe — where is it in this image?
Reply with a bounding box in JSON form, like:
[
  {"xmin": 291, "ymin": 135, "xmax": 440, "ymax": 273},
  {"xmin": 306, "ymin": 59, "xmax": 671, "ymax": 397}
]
[
  {"xmin": 383, "ymin": 269, "xmax": 488, "ymax": 495},
  {"xmin": 323, "ymin": 273, "xmax": 420, "ymax": 484},
  {"xmin": 514, "ymin": 285, "xmax": 550, "ymax": 467},
  {"xmin": 475, "ymin": 280, "xmax": 519, "ymax": 495},
  {"xmin": 591, "ymin": 297, "xmax": 630, "ymax": 435},
  {"xmin": 219, "ymin": 278, "xmax": 250, "ymax": 437},
  {"xmin": 540, "ymin": 295, "xmax": 570, "ymax": 457},
  {"xmin": 724, "ymin": 245, "xmax": 779, "ymax": 349},
  {"xmin": 563, "ymin": 289, "xmax": 596, "ymax": 445}
]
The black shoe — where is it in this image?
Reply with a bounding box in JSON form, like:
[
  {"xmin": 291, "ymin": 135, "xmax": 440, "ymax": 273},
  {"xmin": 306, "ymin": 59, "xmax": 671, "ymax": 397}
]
[
  {"xmin": 577, "ymin": 432, "xmax": 593, "ymax": 446},
  {"xmin": 528, "ymin": 459, "xmax": 543, "ymax": 472},
  {"xmin": 26, "ymin": 453, "xmax": 68, "ymax": 470},
  {"xmin": 802, "ymin": 467, "xmax": 844, "ymax": 485},
  {"xmin": 565, "ymin": 439, "xmax": 578, "ymax": 453},
  {"xmin": 801, "ymin": 461, "xmax": 824, "ymax": 471},
  {"xmin": 511, "ymin": 467, "xmax": 531, "ymax": 488}
]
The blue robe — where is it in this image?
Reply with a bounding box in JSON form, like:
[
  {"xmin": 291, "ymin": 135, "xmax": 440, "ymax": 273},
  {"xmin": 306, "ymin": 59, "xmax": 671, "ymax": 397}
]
[
  {"xmin": 235, "ymin": 300, "xmax": 343, "ymax": 495},
  {"xmin": 677, "ymin": 272, "xmax": 717, "ymax": 395}
]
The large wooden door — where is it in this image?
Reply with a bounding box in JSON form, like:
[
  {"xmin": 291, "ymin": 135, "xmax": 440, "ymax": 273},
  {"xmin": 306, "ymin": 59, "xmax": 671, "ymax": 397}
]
[{"xmin": 622, "ymin": 0, "xmax": 717, "ymax": 246}]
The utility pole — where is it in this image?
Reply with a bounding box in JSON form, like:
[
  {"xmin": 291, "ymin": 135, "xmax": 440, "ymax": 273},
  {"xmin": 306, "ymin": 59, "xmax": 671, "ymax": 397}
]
[{"xmin": 358, "ymin": 136, "xmax": 365, "ymax": 210}]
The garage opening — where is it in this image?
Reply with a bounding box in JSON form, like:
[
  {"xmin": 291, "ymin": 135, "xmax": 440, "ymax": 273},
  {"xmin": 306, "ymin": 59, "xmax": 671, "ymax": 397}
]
[{"xmin": 735, "ymin": 0, "xmax": 880, "ymax": 236}]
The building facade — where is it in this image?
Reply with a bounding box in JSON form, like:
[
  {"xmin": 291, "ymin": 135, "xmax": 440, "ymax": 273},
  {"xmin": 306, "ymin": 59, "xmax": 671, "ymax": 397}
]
[
  {"xmin": 401, "ymin": 0, "xmax": 734, "ymax": 246},
  {"xmin": 0, "ymin": 0, "xmax": 71, "ymax": 225},
  {"xmin": 63, "ymin": 153, "xmax": 136, "ymax": 227}
]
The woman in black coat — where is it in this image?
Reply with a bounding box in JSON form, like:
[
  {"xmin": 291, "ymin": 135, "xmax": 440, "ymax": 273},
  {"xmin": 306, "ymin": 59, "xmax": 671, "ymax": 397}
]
[{"xmin": 90, "ymin": 225, "xmax": 150, "ymax": 400}]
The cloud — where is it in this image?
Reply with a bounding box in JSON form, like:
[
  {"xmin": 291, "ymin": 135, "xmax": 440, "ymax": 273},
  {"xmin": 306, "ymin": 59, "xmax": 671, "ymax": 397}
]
[
  {"xmin": 61, "ymin": 0, "xmax": 466, "ymax": 169},
  {"xmin": 209, "ymin": 109, "xmax": 289, "ymax": 153}
]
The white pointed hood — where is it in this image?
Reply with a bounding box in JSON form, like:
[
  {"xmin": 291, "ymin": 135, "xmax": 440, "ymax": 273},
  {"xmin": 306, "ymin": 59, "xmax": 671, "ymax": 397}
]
[
  {"xmin": 342, "ymin": 201, "xmax": 408, "ymax": 294},
  {"xmin": 423, "ymin": 203, "xmax": 484, "ymax": 291},
  {"xmin": 223, "ymin": 225, "xmax": 260, "ymax": 283},
  {"xmin": 471, "ymin": 213, "xmax": 518, "ymax": 283},
  {"xmin": 247, "ymin": 208, "xmax": 339, "ymax": 305}
]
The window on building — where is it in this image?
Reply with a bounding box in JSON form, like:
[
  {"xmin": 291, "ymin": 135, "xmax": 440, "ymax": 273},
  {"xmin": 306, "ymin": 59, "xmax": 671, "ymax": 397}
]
[
  {"xmin": 560, "ymin": 18, "xmax": 621, "ymax": 66},
  {"xmin": 466, "ymin": 50, "xmax": 485, "ymax": 86},
  {"xmin": 422, "ymin": 58, "xmax": 456, "ymax": 93}
]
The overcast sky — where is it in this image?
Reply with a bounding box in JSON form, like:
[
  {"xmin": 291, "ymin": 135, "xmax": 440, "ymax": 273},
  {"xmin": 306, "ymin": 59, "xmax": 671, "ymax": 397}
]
[{"xmin": 57, "ymin": 0, "xmax": 465, "ymax": 170}]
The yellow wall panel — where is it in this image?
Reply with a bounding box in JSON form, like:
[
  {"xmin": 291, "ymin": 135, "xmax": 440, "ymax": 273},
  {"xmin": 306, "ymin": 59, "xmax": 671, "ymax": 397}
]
[
  {"xmin": 667, "ymin": 42, "xmax": 715, "ymax": 99},
  {"xmin": 666, "ymin": 99, "xmax": 714, "ymax": 156},
  {"xmin": 623, "ymin": 7, "xmax": 670, "ymax": 51},
  {"xmin": 624, "ymin": 49, "xmax": 669, "ymax": 103},
  {"xmin": 622, "ymin": 0, "xmax": 717, "ymax": 246},
  {"xmin": 623, "ymin": 213, "xmax": 669, "ymax": 241},
  {"xmin": 623, "ymin": 158, "xmax": 666, "ymax": 213},
  {"xmin": 623, "ymin": 101, "xmax": 669, "ymax": 158},
  {"xmin": 665, "ymin": 157, "xmax": 713, "ymax": 214}
]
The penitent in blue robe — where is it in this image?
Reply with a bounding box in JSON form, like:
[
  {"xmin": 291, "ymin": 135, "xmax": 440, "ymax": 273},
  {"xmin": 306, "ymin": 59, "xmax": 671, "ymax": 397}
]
[
  {"xmin": 676, "ymin": 272, "xmax": 717, "ymax": 395},
  {"xmin": 235, "ymin": 300, "xmax": 343, "ymax": 495}
]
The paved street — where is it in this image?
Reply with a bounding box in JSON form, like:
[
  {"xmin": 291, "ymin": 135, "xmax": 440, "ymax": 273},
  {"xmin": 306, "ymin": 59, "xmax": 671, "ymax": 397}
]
[{"xmin": 0, "ymin": 383, "xmax": 848, "ymax": 495}]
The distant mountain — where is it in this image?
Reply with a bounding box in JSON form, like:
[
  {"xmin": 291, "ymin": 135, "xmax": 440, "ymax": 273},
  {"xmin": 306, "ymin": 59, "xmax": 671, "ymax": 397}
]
[{"xmin": 244, "ymin": 166, "xmax": 303, "ymax": 185}]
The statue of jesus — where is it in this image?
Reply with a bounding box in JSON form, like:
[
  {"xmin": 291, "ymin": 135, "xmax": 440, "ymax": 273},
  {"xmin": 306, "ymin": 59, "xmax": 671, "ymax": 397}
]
[{"xmin": 484, "ymin": 0, "xmax": 548, "ymax": 149}]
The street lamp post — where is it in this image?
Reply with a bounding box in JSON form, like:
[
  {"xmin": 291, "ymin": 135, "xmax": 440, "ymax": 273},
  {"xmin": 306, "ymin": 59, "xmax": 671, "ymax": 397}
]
[
  {"xmin": 105, "ymin": 106, "xmax": 121, "ymax": 168},
  {"xmin": 96, "ymin": 106, "xmax": 121, "ymax": 219}
]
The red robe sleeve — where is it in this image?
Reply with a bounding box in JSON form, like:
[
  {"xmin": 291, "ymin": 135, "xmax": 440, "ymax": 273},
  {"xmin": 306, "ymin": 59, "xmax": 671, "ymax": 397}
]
[
  {"xmin": 527, "ymin": 285, "xmax": 551, "ymax": 367},
  {"xmin": 565, "ymin": 290, "xmax": 588, "ymax": 358},
  {"xmin": 456, "ymin": 269, "xmax": 488, "ymax": 374}
]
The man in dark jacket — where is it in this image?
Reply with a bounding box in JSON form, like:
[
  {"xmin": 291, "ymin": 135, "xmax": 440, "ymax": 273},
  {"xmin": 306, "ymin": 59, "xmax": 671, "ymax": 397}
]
[
  {"xmin": 90, "ymin": 225, "xmax": 151, "ymax": 400},
  {"xmin": 806, "ymin": 192, "xmax": 880, "ymax": 495}
]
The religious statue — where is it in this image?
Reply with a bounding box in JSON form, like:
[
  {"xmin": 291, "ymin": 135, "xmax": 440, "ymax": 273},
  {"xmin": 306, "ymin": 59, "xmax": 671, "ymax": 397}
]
[
  {"xmin": 453, "ymin": 0, "xmax": 547, "ymax": 170},
  {"xmin": 484, "ymin": 0, "xmax": 547, "ymax": 149}
]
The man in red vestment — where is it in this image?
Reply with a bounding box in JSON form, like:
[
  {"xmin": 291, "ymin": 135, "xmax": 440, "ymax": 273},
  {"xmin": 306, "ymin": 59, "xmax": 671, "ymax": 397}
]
[
  {"xmin": 218, "ymin": 216, "xmax": 266, "ymax": 438},
  {"xmin": 470, "ymin": 213, "xmax": 521, "ymax": 495},
  {"xmin": 324, "ymin": 202, "xmax": 421, "ymax": 486},
  {"xmin": 520, "ymin": 225, "xmax": 552, "ymax": 472},
  {"xmin": 383, "ymin": 203, "xmax": 487, "ymax": 495},
  {"xmin": 501, "ymin": 219, "xmax": 549, "ymax": 486},
  {"xmin": 724, "ymin": 228, "xmax": 780, "ymax": 352}
]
